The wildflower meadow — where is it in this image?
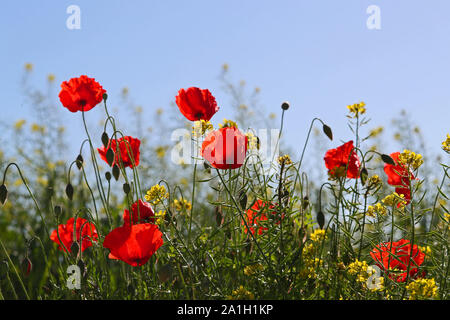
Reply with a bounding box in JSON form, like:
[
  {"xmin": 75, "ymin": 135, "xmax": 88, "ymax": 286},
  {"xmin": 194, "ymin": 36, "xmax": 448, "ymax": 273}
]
[{"xmin": 0, "ymin": 66, "xmax": 448, "ymax": 302}]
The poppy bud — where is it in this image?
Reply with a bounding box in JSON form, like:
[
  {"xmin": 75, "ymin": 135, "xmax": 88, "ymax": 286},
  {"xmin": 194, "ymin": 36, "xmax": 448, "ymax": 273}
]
[
  {"xmin": 101, "ymin": 132, "xmax": 109, "ymax": 148},
  {"xmin": 103, "ymin": 93, "xmax": 108, "ymax": 101},
  {"xmin": 54, "ymin": 205, "xmax": 62, "ymax": 219},
  {"xmin": 112, "ymin": 164, "xmax": 120, "ymax": 181},
  {"xmin": 322, "ymin": 124, "xmax": 333, "ymax": 141},
  {"xmin": 105, "ymin": 171, "xmax": 112, "ymax": 181},
  {"xmin": 0, "ymin": 184, "xmax": 8, "ymax": 206},
  {"xmin": 281, "ymin": 101, "xmax": 290, "ymax": 110},
  {"xmin": 21, "ymin": 257, "xmax": 32, "ymax": 277},
  {"xmin": 70, "ymin": 242, "xmax": 80, "ymax": 257},
  {"xmin": 123, "ymin": 183, "xmax": 131, "ymax": 194},
  {"xmin": 65, "ymin": 183, "xmax": 74, "ymax": 201},
  {"xmin": 317, "ymin": 210, "xmax": 325, "ymax": 229},
  {"xmin": 75, "ymin": 154, "xmax": 84, "ymax": 170}
]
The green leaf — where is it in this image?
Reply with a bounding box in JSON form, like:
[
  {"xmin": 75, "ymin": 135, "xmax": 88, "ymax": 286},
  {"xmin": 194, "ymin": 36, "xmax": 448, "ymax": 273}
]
[{"xmin": 0, "ymin": 184, "xmax": 8, "ymax": 206}]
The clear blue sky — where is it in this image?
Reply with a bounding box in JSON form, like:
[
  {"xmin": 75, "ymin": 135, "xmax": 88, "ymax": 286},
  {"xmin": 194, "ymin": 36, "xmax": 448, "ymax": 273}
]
[{"xmin": 1, "ymin": 0, "xmax": 449, "ymax": 159}]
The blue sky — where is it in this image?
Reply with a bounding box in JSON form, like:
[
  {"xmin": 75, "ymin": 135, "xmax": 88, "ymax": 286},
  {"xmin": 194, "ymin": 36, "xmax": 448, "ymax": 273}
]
[{"xmin": 1, "ymin": 0, "xmax": 449, "ymax": 159}]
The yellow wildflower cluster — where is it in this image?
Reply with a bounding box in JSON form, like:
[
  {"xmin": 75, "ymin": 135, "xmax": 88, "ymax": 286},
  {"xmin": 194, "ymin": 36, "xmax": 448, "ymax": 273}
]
[
  {"xmin": 369, "ymin": 126, "xmax": 384, "ymax": 138},
  {"xmin": 154, "ymin": 210, "xmax": 166, "ymax": 225},
  {"xmin": 155, "ymin": 146, "xmax": 166, "ymax": 159},
  {"xmin": 419, "ymin": 245, "xmax": 432, "ymax": 257},
  {"xmin": 347, "ymin": 101, "xmax": 366, "ymax": 117},
  {"xmin": 144, "ymin": 184, "xmax": 169, "ymax": 205},
  {"xmin": 31, "ymin": 123, "xmax": 46, "ymax": 133},
  {"xmin": 366, "ymin": 203, "xmax": 387, "ymax": 217},
  {"xmin": 47, "ymin": 73, "xmax": 55, "ymax": 82},
  {"xmin": 173, "ymin": 198, "xmax": 192, "ymax": 211},
  {"xmin": 299, "ymin": 257, "xmax": 323, "ymax": 279},
  {"xmin": 192, "ymin": 120, "xmax": 213, "ymax": 137},
  {"xmin": 406, "ymin": 278, "xmax": 438, "ymax": 300},
  {"xmin": 278, "ymin": 154, "xmax": 293, "ymax": 166},
  {"xmin": 442, "ymin": 134, "xmax": 450, "ymax": 153},
  {"xmin": 310, "ymin": 229, "xmax": 326, "ymax": 242},
  {"xmin": 246, "ymin": 132, "xmax": 259, "ymax": 150},
  {"xmin": 219, "ymin": 118, "xmax": 238, "ymax": 129},
  {"xmin": 347, "ymin": 259, "xmax": 374, "ymax": 283},
  {"xmin": 24, "ymin": 63, "xmax": 33, "ymax": 71},
  {"xmin": 228, "ymin": 286, "xmax": 254, "ymax": 300},
  {"xmin": 382, "ymin": 192, "xmax": 407, "ymax": 208},
  {"xmin": 398, "ymin": 149, "xmax": 424, "ymax": 170},
  {"xmin": 368, "ymin": 175, "xmax": 382, "ymax": 188},
  {"xmin": 244, "ymin": 264, "xmax": 264, "ymax": 276},
  {"xmin": 14, "ymin": 119, "xmax": 26, "ymax": 130}
]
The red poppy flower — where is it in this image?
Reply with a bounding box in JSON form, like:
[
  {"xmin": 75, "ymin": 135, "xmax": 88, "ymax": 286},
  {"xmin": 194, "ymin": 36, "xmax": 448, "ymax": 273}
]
[
  {"xmin": 175, "ymin": 87, "xmax": 219, "ymax": 121},
  {"xmin": 384, "ymin": 152, "xmax": 415, "ymax": 187},
  {"xmin": 370, "ymin": 239, "xmax": 425, "ymax": 282},
  {"xmin": 123, "ymin": 199, "xmax": 155, "ymax": 226},
  {"xmin": 242, "ymin": 200, "xmax": 283, "ymax": 235},
  {"xmin": 98, "ymin": 136, "xmax": 141, "ymax": 168},
  {"xmin": 201, "ymin": 127, "xmax": 248, "ymax": 170},
  {"xmin": 50, "ymin": 217, "xmax": 98, "ymax": 253},
  {"xmin": 103, "ymin": 223, "xmax": 163, "ymax": 267},
  {"xmin": 324, "ymin": 141, "xmax": 360, "ymax": 179},
  {"xmin": 59, "ymin": 75, "xmax": 106, "ymax": 113}
]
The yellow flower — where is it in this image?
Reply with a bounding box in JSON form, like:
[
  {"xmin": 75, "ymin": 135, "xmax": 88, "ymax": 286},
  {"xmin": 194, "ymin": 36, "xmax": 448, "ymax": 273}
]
[
  {"xmin": 347, "ymin": 101, "xmax": 366, "ymax": 117},
  {"xmin": 406, "ymin": 278, "xmax": 438, "ymax": 300},
  {"xmin": 135, "ymin": 106, "xmax": 143, "ymax": 114},
  {"xmin": 419, "ymin": 245, "xmax": 432, "ymax": 256},
  {"xmin": 368, "ymin": 175, "xmax": 382, "ymax": 188},
  {"xmin": 442, "ymin": 134, "xmax": 450, "ymax": 153},
  {"xmin": 246, "ymin": 132, "xmax": 259, "ymax": 151},
  {"xmin": 156, "ymin": 108, "xmax": 163, "ymax": 116},
  {"xmin": 192, "ymin": 120, "xmax": 213, "ymax": 137},
  {"xmin": 398, "ymin": 149, "xmax": 423, "ymax": 170},
  {"xmin": 366, "ymin": 203, "xmax": 387, "ymax": 217},
  {"xmin": 155, "ymin": 146, "xmax": 166, "ymax": 159},
  {"xmin": 394, "ymin": 133, "xmax": 401, "ymax": 141},
  {"xmin": 122, "ymin": 87, "xmax": 129, "ymax": 96},
  {"xmin": 269, "ymin": 112, "xmax": 276, "ymax": 119},
  {"xmin": 244, "ymin": 264, "xmax": 264, "ymax": 276},
  {"xmin": 382, "ymin": 192, "xmax": 407, "ymax": 208},
  {"xmin": 228, "ymin": 286, "xmax": 254, "ymax": 300},
  {"xmin": 310, "ymin": 229, "xmax": 326, "ymax": 242},
  {"xmin": 222, "ymin": 63, "xmax": 229, "ymax": 72},
  {"xmin": 155, "ymin": 210, "xmax": 166, "ymax": 225},
  {"xmin": 278, "ymin": 154, "xmax": 293, "ymax": 166},
  {"xmin": 219, "ymin": 118, "xmax": 238, "ymax": 129},
  {"xmin": 14, "ymin": 119, "xmax": 26, "ymax": 130},
  {"xmin": 144, "ymin": 184, "xmax": 169, "ymax": 205},
  {"xmin": 24, "ymin": 63, "xmax": 33, "ymax": 71},
  {"xmin": 47, "ymin": 73, "xmax": 55, "ymax": 82},
  {"xmin": 31, "ymin": 123, "xmax": 46, "ymax": 133},
  {"xmin": 369, "ymin": 126, "xmax": 384, "ymax": 138},
  {"xmin": 347, "ymin": 259, "xmax": 373, "ymax": 284},
  {"xmin": 173, "ymin": 198, "xmax": 192, "ymax": 212}
]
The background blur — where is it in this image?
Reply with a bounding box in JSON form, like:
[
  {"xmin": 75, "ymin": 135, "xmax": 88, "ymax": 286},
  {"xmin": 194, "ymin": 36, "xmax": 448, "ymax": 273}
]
[{"xmin": 1, "ymin": 0, "xmax": 449, "ymax": 158}]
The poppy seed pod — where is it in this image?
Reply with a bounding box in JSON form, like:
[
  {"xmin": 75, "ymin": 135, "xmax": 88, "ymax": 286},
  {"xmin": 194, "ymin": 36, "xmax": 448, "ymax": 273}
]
[{"xmin": 281, "ymin": 101, "xmax": 290, "ymax": 110}]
